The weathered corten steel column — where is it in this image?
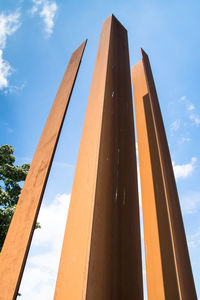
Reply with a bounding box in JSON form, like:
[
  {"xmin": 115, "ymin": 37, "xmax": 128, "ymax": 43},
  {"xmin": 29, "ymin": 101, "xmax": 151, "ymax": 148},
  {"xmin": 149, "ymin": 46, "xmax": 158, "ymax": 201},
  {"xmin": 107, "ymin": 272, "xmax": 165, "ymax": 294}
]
[
  {"xmin": 54, "ymin": 15, "xmax": 143, "ymax": 300},
  {"xmin": 132, "ymin": 50, "xmax": 197, "ymax": 300},
  {"xmin": 0, "ymin": 41, "xmax": 87, "ymax": 300}
]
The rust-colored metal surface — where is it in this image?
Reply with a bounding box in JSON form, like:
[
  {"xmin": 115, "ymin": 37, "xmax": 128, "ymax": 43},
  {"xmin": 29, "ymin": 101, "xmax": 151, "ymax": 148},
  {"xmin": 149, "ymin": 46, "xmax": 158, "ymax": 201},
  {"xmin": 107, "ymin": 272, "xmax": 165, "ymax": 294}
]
[
  {"xmin": 0, "ymin": 40, "xmax": 87, "ymax": 300},
  {"xmin": 132, "ymin": 60, "xmax": 179, "ymax": 299},
  {"xmin": 132, "ymin": 51, "xmax": 197, "ymax": 299},
  {"xmin": 54, "ymin": 15, "xmax": 143, "ymax": 300},
  {"xmin": 141, "ymin": 49, "xmax": 197, "ymax": 300}
]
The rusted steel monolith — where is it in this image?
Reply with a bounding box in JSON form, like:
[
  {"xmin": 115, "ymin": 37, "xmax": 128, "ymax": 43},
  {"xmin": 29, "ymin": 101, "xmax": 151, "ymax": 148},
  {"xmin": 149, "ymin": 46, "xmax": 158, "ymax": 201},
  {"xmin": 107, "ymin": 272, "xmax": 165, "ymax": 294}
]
[
  {"xmin": 132, "ymin": 50, "xmax": 197, "ymax": 300},
  {"xmin": 0, "ymin": 40, "xmax": 87, "ymax": 300},
  {"xmin": 54, "ymin": 15, "xmax": 143, "ymax": 300}
]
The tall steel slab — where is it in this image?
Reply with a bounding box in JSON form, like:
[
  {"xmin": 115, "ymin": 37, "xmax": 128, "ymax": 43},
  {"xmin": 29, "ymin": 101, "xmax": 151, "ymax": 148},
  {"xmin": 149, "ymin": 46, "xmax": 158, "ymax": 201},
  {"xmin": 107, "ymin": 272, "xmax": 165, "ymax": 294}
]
[
  {"xmin": 141, "ymin": 49, "xmax": 197, "ymax": 300},
  {"xmin": 132, "ymin": 50, "xmax": 197, "ymax": 299},
  {"xmin": 0, "ymin": 41, "xmax": 87, "ymax": 300},
  {"xmin": 54, "ymin": 15, "xmax": 143, "ymax": 300}
]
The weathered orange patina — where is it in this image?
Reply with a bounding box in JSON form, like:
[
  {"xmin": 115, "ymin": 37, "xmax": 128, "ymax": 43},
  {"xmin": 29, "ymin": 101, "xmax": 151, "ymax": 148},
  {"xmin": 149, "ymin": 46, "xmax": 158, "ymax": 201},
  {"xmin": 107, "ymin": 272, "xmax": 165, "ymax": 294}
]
[
  {"xmin": 132, "ymin": 50, "xmax": 197, "ymax": 300},
  {"xmin": 0, "ymin": 40, "xmax": 86, "ymax": 300},
  {"xmin": 54, "ymin": 15, "xmax": 143, "ymax": 300}
]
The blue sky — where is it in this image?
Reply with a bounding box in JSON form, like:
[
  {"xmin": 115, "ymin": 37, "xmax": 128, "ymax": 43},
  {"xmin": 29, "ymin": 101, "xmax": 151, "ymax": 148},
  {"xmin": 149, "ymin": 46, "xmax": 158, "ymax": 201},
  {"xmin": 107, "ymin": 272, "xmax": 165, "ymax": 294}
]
[{"xmin": 1, "ymin": 0, "xmax": 200, "ymax": 298}]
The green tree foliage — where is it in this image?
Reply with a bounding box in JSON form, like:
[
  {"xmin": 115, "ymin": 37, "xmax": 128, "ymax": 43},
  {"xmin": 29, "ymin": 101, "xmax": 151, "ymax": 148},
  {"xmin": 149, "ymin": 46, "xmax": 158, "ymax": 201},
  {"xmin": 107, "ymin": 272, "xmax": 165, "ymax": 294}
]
[{"xmin": 0, "ymin": 144, "xmax": 40, "ymax": 252}]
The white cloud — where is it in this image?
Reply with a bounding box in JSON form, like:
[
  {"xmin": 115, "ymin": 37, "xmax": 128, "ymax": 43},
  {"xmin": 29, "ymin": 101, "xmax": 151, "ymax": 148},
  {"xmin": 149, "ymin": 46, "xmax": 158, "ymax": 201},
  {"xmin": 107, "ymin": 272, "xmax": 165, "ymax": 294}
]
[
  {"xmin": 189, "ymin": 113, "xmax": 200, "ymax": 127},
  {"xmin": 0, "ymin": 121, "xmax": 14, "ymax": 133},
  {"xmin": 170, "ymin": 119, "xmax": 180, "ymax": 133},
  {"xmin": 5, "ymin": 81, "xmax": 26, "ymax": 94},
  {"xmin": 188, "ymin": 228, "xmax": 200, "ymax": 248},
  {"xmin": 179, "ymin": 137, "xmax": 190, "ymax": 144},
  {"xmin": 188, "ymin": 104, "xmax": 195, "ymax": 111},
  {"xmin": 0, "ymin": 12, "xmax": 21, "ymax": 49},
  {"xmin": 181, "ymin": 192, "xmax": 200, "ymax": 215},
  {"xmin": 173, "ymin": 157, "xmax": 197, "ymax": 179},
  {"xmin": 31, "ymin": 0, "xmax": 58, "ymax": 37},
  {"xmin": 135, "ymin": 141, "xmax": 139, "ymax": 158},
  {"xmin": 0, "ymin": 49, "xmax": 12, "ymax": 89},
  {"xmin": 0, "ymin": 12, "xmax": 21, "ymax": 91},
  {"xmin": 180, "ymin": 96, "xmax": 186, "ymax": 101},
  {"xmin": 19, "ymin": 267, "xmax": 55, "ymax": 300},
  {"xmin": 32, "ymin": 193, "xmax": 70, "ymax": 249},
  {"xmin": 40, "ymin": 2, "xmax": 57, "ymax": 35},
  {"xmin": 179, "ymin": 96, "xmax": 200, "ymax": 127},
  {"xmin": 19, "ymin": 193, "xmax": 71, "ymax": 299},
  {"xmin": 31, "ymin": 0, "xmax": 43, "ymax": 14}
]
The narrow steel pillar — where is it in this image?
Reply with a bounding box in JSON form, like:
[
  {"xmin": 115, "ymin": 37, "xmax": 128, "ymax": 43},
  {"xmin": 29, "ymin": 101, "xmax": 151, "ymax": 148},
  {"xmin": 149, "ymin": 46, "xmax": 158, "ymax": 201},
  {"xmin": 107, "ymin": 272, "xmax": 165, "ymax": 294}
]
[
  {"xmin": 54, "ymin": 15, "xmax": 143, "ymax": 300},
  {"xmin": 132, "ymin": 50, "xmax": 197, "ymax": 299},
  {"xmin": 0, "ymin": 41, "xmax": 87, "ymax": 300}
]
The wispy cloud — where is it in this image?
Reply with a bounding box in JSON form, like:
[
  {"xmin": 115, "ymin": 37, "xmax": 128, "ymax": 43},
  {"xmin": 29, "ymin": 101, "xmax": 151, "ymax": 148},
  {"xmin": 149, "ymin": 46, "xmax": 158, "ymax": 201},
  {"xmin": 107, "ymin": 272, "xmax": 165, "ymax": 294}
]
[
  {"xmin": 180, "ymin": 95, "xmax": 200, "ymax": 127},
  {"xmin": 188, "ymin": 228, "xmax": 200, "ymax": 249},
  {"xmin": 189, "ymin": 113, "xmax": 200, "ymax": 127},
  {"xmin": 173, "ymin": 157, "xmax": 197, "ymax": 179},
  {"xmin": 0, "ymin": 50, "xmax": 12, "ymax": 90},
  {"xmin": 187, "ymin": 104, "xmax": 195, "ymax": 111},
  {"xmin": 179, "ymin": 137, "xmax": 190, "ymax": 144},
  {"xmin": 189, "ymin": 233, "xmax": 200, "ymax": 249},
  {"xmin": 19, "ymin": 193, "xmax": 71, "ymax": 299},
  {"xmin": 170, "ymin": 119, "xmax": 180, "ymax": 134},
  {"xmin": 0, "ymin": 11, "xmax": 21, "ymax": 91},
  {"xmin": 31, "ymin": 0, "xmax": 58, "ymax": 37},
  {"xmin": 5, "ymin": 81, "xmax": 26, "ymax": 95},
  {"xmin": 0, "ymin": 120, "xmax": 14, "ymax": 133},
  {"xmin": 181, "ymin": 192, "xmax": 200, "ymax": 215},
  {"xmin": 0, "ymin": 11, "xmax": 21, "ymax": 49}
]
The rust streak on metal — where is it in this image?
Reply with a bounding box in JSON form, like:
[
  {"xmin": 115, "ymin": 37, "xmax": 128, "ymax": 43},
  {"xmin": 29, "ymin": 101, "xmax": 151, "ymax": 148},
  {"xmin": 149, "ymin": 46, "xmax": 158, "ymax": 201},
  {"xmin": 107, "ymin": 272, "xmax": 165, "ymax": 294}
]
[
  {"xmin": 0, "ymin": 40, "xmax": 87, "ymax": 300},
  {"xmin": 54, "ymin": 15, "xmax": 143, "ymax": 300}
]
